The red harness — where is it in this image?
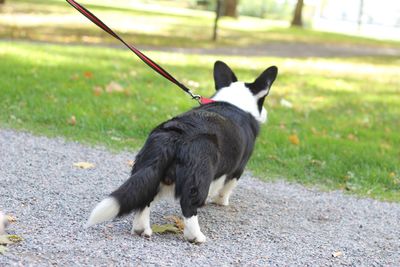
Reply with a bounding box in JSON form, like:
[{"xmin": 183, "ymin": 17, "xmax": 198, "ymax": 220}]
[{"xmin": 66, "ymin": 0, "xmax": 214, "ymax": 105}]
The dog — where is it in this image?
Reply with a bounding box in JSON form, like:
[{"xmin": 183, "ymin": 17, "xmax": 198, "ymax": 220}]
[
  {"xmin": 0, "ymin": 211, "xmax": 8, "ymax": 235},
  {"xmin": 86, "ymin": 61, "xmax": 278, "ymax": 243}
]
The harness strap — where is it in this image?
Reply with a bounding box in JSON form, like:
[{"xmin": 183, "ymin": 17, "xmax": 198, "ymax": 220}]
[{"xmin": 66, "ymin": 0, "xmax": 214, "ymax": 104}]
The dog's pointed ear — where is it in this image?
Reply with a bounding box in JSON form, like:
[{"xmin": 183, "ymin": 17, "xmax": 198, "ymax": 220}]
[
  {"xmin": 213, "ymin": 61, "xmax": 238, "ymax": 90},
  {"xmin": 248, "ymin": 66, "xmax": 278, "ymax": 98}
]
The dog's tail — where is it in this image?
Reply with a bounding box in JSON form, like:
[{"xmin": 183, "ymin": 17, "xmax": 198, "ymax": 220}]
[{"xmin": 86, "ymin": 134, "xmax": 175, "ymax": 227}]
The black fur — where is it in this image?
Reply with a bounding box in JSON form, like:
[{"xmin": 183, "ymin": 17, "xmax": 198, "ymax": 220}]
[
  {"xmin": 246, "ymin": 66, "xmax": 278, "ymax": 112},
  {"xmin": 110, "ymin": 102, "xmax": 259, "ymax": 218},
  {"xmin": 108, "ymin": 61, "xmax": 278, "ymax": 223},
  {"xmin": 213, "ymin": 61, "xmax": 238, "ymax": 90}
]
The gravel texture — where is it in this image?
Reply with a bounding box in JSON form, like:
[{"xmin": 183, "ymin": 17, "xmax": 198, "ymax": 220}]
[{"xmin": 0, "ymin": 129, "xmax": 399, "ymax": 266}]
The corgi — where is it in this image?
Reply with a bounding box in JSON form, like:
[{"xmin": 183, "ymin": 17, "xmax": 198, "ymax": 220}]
[{"xmin": 86, "ymin": 61, "xmax": 278, "ymax": 243}]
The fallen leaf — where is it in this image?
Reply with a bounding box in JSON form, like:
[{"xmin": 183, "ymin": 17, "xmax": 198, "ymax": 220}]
[
  {"xmin": 7, "ymin": 235, "xmax": 23, "ymax": 243},
  {"xmin": 165, "ymin": 215, "xmax": 184, "ymax": 231},
  {"xmin": 347, "ymin": 134, "xmax": 358, "ymax": 141},
  {"xmin": 110, "ymin": 136, "xmax": 122, "ymax": 141},
  {"xmin": 67, "ymin": 115, "xmax": 76, "ymax": 126},
  {"xmin": 311, "ymin": 127, "xmax": 318, "ymax": 135},
  {"xmin": 288, "ymin": 134, "xmax": 300, "ymax": 145},
  {"xmin": 84, "ymin": 71, "xmax": 93, "ymax": 78},
  {"xmin": 6, "ymin": 215, "xmax": 16, "ymax": 223},
  {"xmin": 267, "ymin": 155, "xmax": 286, "ymax": 165},
  {"xmin": 0, "ymin": 245, "xmax": 6, "ymax": 254},
  {"xmin": 151, "ymin": 224, "xmax": 180, "ymax": 234},
  {"xmin": 127, "ymin": 160, "xmax": 135, "ymax": 167},
  {"xmin": 0, "ymin": 235, "xmax": 23, "ymax": 245},
  {"xmin": 280, "ymin": 98, "xmax": 293, "ymax": 108},
  {"xmin": 93, "ymin": 86, "xmax": 103, "ymax": 96},
  {"xmin": 73, "ymin": 162, "xmax": 95, "ymax": 169},
  {"xmin": 332, "ymin": 251, "xmax": 343, "ymax": 257},
  {"xmin": 309, "ymin": 159, "xmax": 325, "ymax": 167},
  {"xmin": 105, "ymin": 81, "xmax": 124, "ymax": 93}
]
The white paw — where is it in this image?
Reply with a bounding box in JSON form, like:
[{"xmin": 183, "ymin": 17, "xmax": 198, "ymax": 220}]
[
  {"xmin": 212, "ymin": 195, "xmax": 229, "ymax": 206},
  {"xmin": 184, "ymin": 228, "xmax": 206, "ymax": 244},
  {"xmin": 132, "ymin": 226, "xmax": 153, "ymax": 238},
  {"xmin": 183, "ymin": 216, "xmax": 206, "ymax": 244}
]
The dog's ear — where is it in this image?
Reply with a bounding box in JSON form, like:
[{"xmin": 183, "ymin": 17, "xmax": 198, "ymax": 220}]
[
  {"xmin": 247, "ymin": 66, "xmax": 278, "ymax": 99},
  {"xmin": 213, "ymin": 61, "xmax": 238, "ymax": 90}
]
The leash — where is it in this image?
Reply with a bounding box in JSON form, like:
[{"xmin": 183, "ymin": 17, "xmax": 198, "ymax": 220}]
[{"xmin": 66, "ymin": 0, "xmax": 214, "ymax": 105}]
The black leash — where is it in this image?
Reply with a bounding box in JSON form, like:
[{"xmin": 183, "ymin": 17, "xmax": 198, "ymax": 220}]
[{"xmin": 66, "ymin": 0, "xmax": 214, "ymax": 104}]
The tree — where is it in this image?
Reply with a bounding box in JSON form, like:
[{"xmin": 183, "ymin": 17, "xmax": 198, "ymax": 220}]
[
  {"xmin": 357, "ymin": 0, "xmax": 364, "ymax": 31},
  {"xmin": 291, "ymin": 0, "xmax": 304, "ymax": 27},
  {"xmin": 222, "ymin": 0, "xmax": 238, "ymax": 18},
  {"xmin": 213, "ymin": 0, "xmax": 223, "ymax": 41}
]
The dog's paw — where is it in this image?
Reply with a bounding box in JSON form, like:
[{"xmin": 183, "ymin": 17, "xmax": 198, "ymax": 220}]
[
  {"xmin": 132, "ymin": 227, "xmax": 153, "ymax": 238},
  {"xmin": 211, "ymin": 194, "xmax": 229, "ymax": 206},
  {"xmin": 184, "ymin": 229, "xmax": 206, "ymax": 244}
]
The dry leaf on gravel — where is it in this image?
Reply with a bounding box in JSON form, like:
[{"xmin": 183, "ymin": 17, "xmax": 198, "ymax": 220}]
[
  {"xmin": 332, "ymin": 251, "xmax": 343, "ymax": 257},
  {"xmin": 127, "ymin": 160, "xmax": 135, "ymax": 167},
  {"xmin": 151, "ymin": 224, "xmax": 180, "ymax": 234},
  {"xmin": 73, "ymin": 162, "xmax": 95, "ymax": 169},
  {"xmin": 0, "ymin": 235, "xmax": 23, "ymax": 245},
  {"xmin": 6, "ymin": 215, "xmax": 16, "ymax": 223},
  {"xmin": 165, "ymin": 215, "xmax": 184, "ymax": 231}
]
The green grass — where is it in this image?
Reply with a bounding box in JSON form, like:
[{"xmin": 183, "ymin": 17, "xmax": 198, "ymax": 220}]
[
  {"xmin": 1, "ymin": 0, "xmax": 400, "ymax": 49},
  {"xmin": 1, "ymin": 40, "xmax": 399, "ymax": 201}
]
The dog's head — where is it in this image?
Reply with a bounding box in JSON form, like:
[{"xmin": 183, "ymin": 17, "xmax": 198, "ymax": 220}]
[{"xmin": 211, "ymin": 61, "xmax": 278, "ymax": 123}]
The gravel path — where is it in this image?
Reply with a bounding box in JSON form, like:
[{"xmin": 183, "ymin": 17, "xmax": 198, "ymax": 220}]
[
  {"xmin": 0, "ymin": 129, "xmax": 399, "ymax": 266},
  {"xmin": 7, "ymin": 39, "xmax": 400, "ymax": 58}
]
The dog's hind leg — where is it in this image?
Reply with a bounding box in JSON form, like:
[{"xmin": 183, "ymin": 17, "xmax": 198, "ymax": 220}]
[
  {"xmin": 212, "ymin": 178, "xmax": 238, "ymax": 206},
  {"xmin": 132, "ymin": 205, "xmax": 152, "ymax": 237},
  {"xmin": 178, "ymin": 163, "xmax": 213, "ymax": 244}
]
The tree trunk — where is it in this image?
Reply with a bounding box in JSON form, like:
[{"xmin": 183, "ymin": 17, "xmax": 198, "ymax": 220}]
[
  {"xmin": 222, "ymin": 0, "xmax": 238, "ymax": 18},
  {"xmin": 357, "ymin": 0, "xmax": 364, "ymax": 31},
  {"xmin": 291, "ymin": 0, "xmax": 304, "ymax": 27},
  {"xmin": 212, "ymin": 0, "xmax": 222, "ymax": 41}
]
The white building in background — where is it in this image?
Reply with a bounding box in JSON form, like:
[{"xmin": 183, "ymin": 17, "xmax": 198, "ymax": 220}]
[{"xmin": 310, "ymin": 0, "xmax": 400, "ymax": 40}]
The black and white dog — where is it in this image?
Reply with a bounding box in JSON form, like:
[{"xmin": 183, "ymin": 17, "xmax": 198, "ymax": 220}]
[{"xmin": 86, "ymin": 61, "xmax": 278, "ymax": 243}]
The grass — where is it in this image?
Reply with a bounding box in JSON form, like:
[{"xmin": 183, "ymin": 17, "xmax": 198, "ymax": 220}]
[
  {"xmin": 1, "ymin": 0, "xmax": 400, "ymax": 49},
  {"xmin": 1, "ymin": 40, "xmax": 399, "ymax": 201}
]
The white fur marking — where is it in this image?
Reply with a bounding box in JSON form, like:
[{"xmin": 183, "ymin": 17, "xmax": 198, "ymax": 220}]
[
  {"xmin": 155, "ymin": 184, "xmax": 176, "ymax": 202},
  {"xmin": 259, "ymin": 107, "xmax": 267, "ymax": 123},
  {"xmin": 132, "ymin": 206, "xmax": 152, "ymax": 237},
  {"xmin": 184, "ymin": 216, "xmax": 206, "ymax": 243},
  {"xmin": 208, "ymin": 175, "xmax": 226, "ymax": 199},
  {"xmin": 86, "ymin": 197, "xmax": 119, "ymax": 228},
  {"xmin": 212, "ymin": 179, "xmax": 238, "ymax": 206},
  {"xmin": 254, "ymin": 89, "xmax": 269, "ymax": 99},
  {"xmin": 212, "ymin": 82, "xmax": 267, "ymax": 123}
]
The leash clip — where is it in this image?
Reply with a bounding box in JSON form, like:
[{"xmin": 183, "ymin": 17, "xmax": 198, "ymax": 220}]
[{"xmin": 187, "ymin": 91, "xmax": 202, "ymax": 103}]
